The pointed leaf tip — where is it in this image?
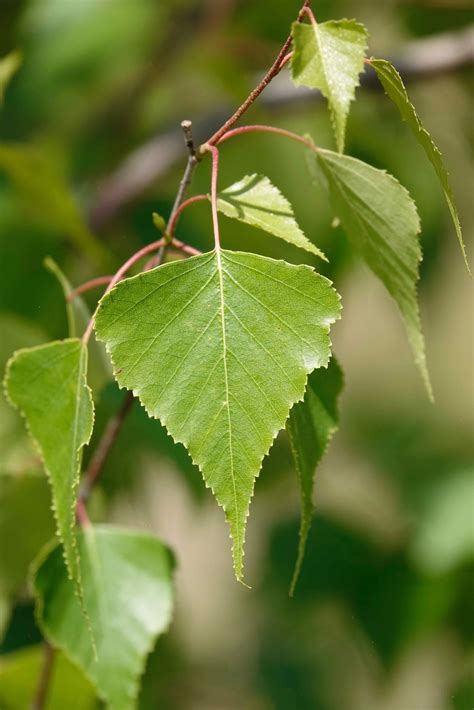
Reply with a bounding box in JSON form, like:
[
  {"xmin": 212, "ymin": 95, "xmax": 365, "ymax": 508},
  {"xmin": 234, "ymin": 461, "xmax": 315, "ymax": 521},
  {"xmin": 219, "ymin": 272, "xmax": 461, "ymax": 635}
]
[
  {"xmin": 370, "ymin": 58, "xmax": 470, "ymax": 274},
  {"xmin": 287, "ymin": 357, "xmax": 343, "ymax": 595}
]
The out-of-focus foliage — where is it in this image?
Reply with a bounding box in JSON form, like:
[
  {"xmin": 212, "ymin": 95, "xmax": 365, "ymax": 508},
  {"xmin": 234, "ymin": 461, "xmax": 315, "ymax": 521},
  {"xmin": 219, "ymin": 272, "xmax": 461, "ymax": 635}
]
[{"xmin": 0, "ymin": 0, "xmax": 472, "ymax": 708}]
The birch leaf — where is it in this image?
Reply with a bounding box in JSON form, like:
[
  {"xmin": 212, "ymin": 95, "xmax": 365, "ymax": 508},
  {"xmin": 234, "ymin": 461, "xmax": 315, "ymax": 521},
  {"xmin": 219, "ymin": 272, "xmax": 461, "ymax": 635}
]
[
  {"xmin": 33, "ymin": 526, "xmax": 174, "ymax": 710},
  {"xmin": 307, "ymin": 146, "xmax": 432, "ymax": 399},
  {"xmin": 291, "ymin": 19, "xmax": 368, "ymax": 152},
  {"xmin": 370, "ymin": 58, "xmax": 470, "ymax": 273},
  {"xmin": 3, "ymin": 339, "xmax": 94, "ymax": 581},
  {"xmin": 216, "ymin": 174, "xmax": 327, "ymax": 260},
  {"xmin": 95, "ymin": 250, "xmax": 341, "ymax": 581},
  {"xmin": 287, "ymin": 357, "xmax": 343, "ymax": 595}
]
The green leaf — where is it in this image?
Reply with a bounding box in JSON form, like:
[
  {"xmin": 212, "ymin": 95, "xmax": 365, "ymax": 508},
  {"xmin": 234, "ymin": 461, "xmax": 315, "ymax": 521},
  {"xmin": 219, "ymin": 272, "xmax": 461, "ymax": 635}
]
[
  {"xmin": 370, "ymin": 58, "xmax": 470, "ymax": 273},
  {"xmin": 0, "ymin": 645, "xmax": 97, "ymax": 710},
  {"xmin": 287, "ymin": 357, "xmax": 343, "ymax": 595},
  {"xmin": 0, "ymin": 470, "xmax": 55, "ymax": 600},
  {"xmin": 3, "ymin": 339, "xmax": 94, "ymax": 581},
  {"xmin": 216, "ymin": 174, "xmax": 327, "ymax": 260},
  {"xmin": 0, "ymin": 51, "xmax": 22, "ymax": 104},
  {"xmin": 33, "ymin": 525, "xmax": 174, "ymax": 710},
  {"xmin": 291, "ymin": 19, "xmax": 368, "ymax": 152},
  {"xmin": 0, "ymin": 144, "xmax": 107, "ymax": 265},
  {"xmin": 95, "ymin": 250, "xmax": 341, "ymax": 580},
  {"xmin": 44, "ymin": 257, "xmax": 112, "ymax": 393},
  {"xmin": 307, "ymin": 146, "xmax": 432, "ymax": 399}
]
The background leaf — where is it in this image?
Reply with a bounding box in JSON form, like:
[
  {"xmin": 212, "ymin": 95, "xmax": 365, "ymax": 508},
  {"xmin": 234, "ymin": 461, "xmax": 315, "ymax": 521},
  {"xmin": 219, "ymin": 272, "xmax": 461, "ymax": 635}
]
[
  {"xmin": 95, "ymin": 250, "xmax": 341, "ymax": 580},
  {"xmin": 0, "ymin": 144, "xmax": 106, "ymax": 266},
  {"xmin": 287, "ymin": 356, "xmax": 343, "ymax": 595},
  {"xmin": 307, "ymin": 146, "xmax": 432, "ymax": 398},
  {"xmin": 4, "ymin": 339, "xmax": 94, "ymax": 581},
  {"xmin": 0, "ymin": 644, "xmax": 96, "ymax": 709},
  {"xmin": 291, "ymin": 19, "xmax": 368, "ymax": 152},
  {"xmin": 216, "ymin": 174, "xmax": 327, "ymax": 260},
  {"xmin": 370, "ymin": 58, "xmax": 470, "ymax": 273},
  {"xmin": 33, "ymin": 525, "xmax": 174, "ymax": 710},
  {"xmin": 0, "ymin": 50, "xmax": 21, "ymax": 104}
]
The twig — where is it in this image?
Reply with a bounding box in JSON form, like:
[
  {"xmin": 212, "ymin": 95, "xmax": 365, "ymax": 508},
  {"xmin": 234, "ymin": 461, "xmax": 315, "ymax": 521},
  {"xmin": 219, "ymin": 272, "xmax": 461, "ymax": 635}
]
[
  {"xmin": 205, "ymin": 0, "xmax": 311, "ymax": 147},
  {"xmin": 79, "ymin": 391, "xmax": 135, "ymax": 503},
  {"xmin": 31, "ymin": 643, "xmax": 55, "ymax": 710},
  {"xmin": 89, "ymin": 25, "xmax": 474, "ymax": 227}
]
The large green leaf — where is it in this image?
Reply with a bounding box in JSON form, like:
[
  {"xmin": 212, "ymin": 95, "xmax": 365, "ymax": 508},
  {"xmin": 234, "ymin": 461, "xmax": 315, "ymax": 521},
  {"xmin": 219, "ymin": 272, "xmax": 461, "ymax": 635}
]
[
  {"xmin": 33, "ymin": 525, "xmax": 174, "ymax": 710},
  {"xmin": 291, "ymin": 19, "xmax": 368, "ymax": 152},
  {"xmin": 0, "ymin": 144, "xmax": 106, "ymax": 265},
  {"xmin": 370, "ymin": 58, "xmax": 470, "ymax": 273},
  {"xmin": 95, "ymin": 250, "xmax": 341, "ymax": 580},
  {"xmin": 0, "ymin": 51, "xmax": 21, "ymax": 105},
  {"xmin": 307, "ymin": 146, "xmax": 432, "ymax": 398},
  {"xmin": 216, "ymin": 174, "xmax": 327, "ymax": 260},
  {"xmin": 4, "ymin": 339, "xmax": 94, "ymax": 581},
  {"xmin": 287, "ymin": 357, "xmax": 343, "ymax": 595},
  {"xmin": 0, "ymin": 645, "xmax": 96, "ymax": 710},
  {"xmin": 45, "ymin": 257, "xmax": 112, "ymax": 393}
]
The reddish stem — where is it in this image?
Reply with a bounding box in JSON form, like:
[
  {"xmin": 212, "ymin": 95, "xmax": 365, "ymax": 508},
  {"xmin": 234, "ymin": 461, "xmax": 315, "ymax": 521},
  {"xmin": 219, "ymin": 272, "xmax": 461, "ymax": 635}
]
[
  {"xmin": 301, "ymin": 5, "xmax": 317, "ymax": 26},
  {"xmin": 79, "ymin": 392, "xmax": 135, "ymax": 503},
  {"xmin": 278, "ymin": 51, "xmax": 293, "ymax": 69},
  {"xmin": 207, "ymin": 146, "xmax": 221, "ymax": 250},
  {"xmin": 68, "ymin": 275, "xmax": 113, "ymax": 301},
  {"xmin": 205, "ymin": 0, "xmax": 312, "ymax": 147},
  {"xmin": 167, "ymin": 194, "xmax": 208, "ymax": 236},
  {"xmin": 76, "ymin": 497, "xmax": 91, "ymax": 527},
  {"xmin": 217, "ymin": 124, "xmax": 317, "ymax": 152}
]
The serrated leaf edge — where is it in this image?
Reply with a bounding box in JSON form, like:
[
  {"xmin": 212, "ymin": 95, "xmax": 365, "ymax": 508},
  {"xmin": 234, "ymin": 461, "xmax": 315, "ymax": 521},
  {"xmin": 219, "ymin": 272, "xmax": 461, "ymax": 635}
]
[{"xmin": 95, "ymin": 250, "xmax": 342, "ymax": 583}]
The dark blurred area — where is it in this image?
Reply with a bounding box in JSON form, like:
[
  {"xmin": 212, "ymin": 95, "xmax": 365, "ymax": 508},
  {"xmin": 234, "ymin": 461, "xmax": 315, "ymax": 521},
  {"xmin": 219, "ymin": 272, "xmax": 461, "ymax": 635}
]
[{"xmin": 0, "ymin": 1, "xmax": 473, "ymax": 708}]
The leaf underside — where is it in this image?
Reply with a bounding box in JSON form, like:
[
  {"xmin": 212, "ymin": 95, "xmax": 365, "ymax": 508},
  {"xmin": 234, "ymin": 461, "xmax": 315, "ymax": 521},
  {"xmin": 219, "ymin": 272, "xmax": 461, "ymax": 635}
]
[
  {"xmin": 3, "ymin": 339, "xmax": 94, "ymax": 581},
  {"xmin": 370, "ymin": 58, "xmax": 470, "ymax": 273},
  {"xmin": 95, "ymin": 249, "xmax": 341, "ymax": 580},
  {"xmin": 291, "ymin": 18, "xmax": 368, "ymax": 152},
  {"xmin": 307, "ymin": 146, "xmax": 432, "ymax": 399},
  {"xmin": 216, "ymin": 173, "xmax": 327, "ymax": 260},
  {"xmin": 33, "ymin": 525, "xmax": 174, "ymax": 710},
  {"xmin": 287, "ymin": 357, "xmax": 343, "ymax": 595}
]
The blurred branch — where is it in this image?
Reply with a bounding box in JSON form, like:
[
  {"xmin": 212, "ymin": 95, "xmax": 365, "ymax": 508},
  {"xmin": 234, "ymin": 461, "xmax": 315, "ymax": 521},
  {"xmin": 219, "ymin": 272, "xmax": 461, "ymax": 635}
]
[{"xmin": 89, "ymin": 25, "xmax": 474, "ymax": 229}]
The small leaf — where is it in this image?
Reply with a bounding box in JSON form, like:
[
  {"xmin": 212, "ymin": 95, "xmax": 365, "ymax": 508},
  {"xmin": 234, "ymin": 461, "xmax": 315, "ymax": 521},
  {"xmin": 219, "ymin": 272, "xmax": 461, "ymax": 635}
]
[
  {"xmin": 216, "ymin": 174, "xmax": 327, "ymax": 260},
  {"xmin": 287, "ymin": 357, "xmax": 343, "ymax": 595},
  {"xmin": 152, "ymin": 211, "xmax": 167, "ymax": 233},
  {"xmin": 0, "ymin": 51, "xmax": 21, "ymax": 104},
  {"xmin": 370, "ymin": 58, "xmax": 470, "ymax": 273},
  {"xmin": 0, "ymin": 144, "xmax": 106, "ymax": 265},
  {"xmin": 307, "ymin": 146, "xmax": 432, "ymax": 399},
  {"xmin": 95, "ymin": 250, "xmax": 341, "ymax": 580},
  {"xmin": 4, "ymin": 339, "xmax": 94, "ymax": 581},
  {"xmin": 44, "ymin": 257, "xmax": 112, "ymax": 393},
  {"xmin": 291, "ymin": 19, "xmax": 368, "ymax": 152},
  {"xmin": 0, "ymin": 645, "xmax": 97, "ymax": 710},
  {"xmin": 33, "ymin": 525, "xmax": 174, "ymax": 710}
]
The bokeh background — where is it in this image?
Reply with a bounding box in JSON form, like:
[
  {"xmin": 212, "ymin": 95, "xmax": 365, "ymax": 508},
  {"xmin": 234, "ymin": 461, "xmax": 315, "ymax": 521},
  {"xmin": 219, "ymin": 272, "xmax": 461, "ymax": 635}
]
[{"xmin": 0, "ymin": 1, "xmax": 473, "ymax": 708}]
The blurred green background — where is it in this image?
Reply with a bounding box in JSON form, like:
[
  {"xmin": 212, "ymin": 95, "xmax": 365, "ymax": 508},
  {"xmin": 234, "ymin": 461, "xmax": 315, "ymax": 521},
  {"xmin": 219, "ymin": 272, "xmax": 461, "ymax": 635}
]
[{"xmin": 0, "ymin": 1, "xmax": 473, "ymax": 708}]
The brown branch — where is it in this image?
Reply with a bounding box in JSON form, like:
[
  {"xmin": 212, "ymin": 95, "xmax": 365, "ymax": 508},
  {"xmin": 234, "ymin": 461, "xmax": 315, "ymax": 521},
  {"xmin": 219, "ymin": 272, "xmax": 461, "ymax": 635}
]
[
  {"xmin": 205, "ymin": 0, "xmax": 311, "ymax": 147},
  {"xmin": 89, "ymin": 24, "xmax": 474, "ymax": 228},
  {"xmin": 31, "ymin": 643, "xmax": 55, "ymax": 710}
]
